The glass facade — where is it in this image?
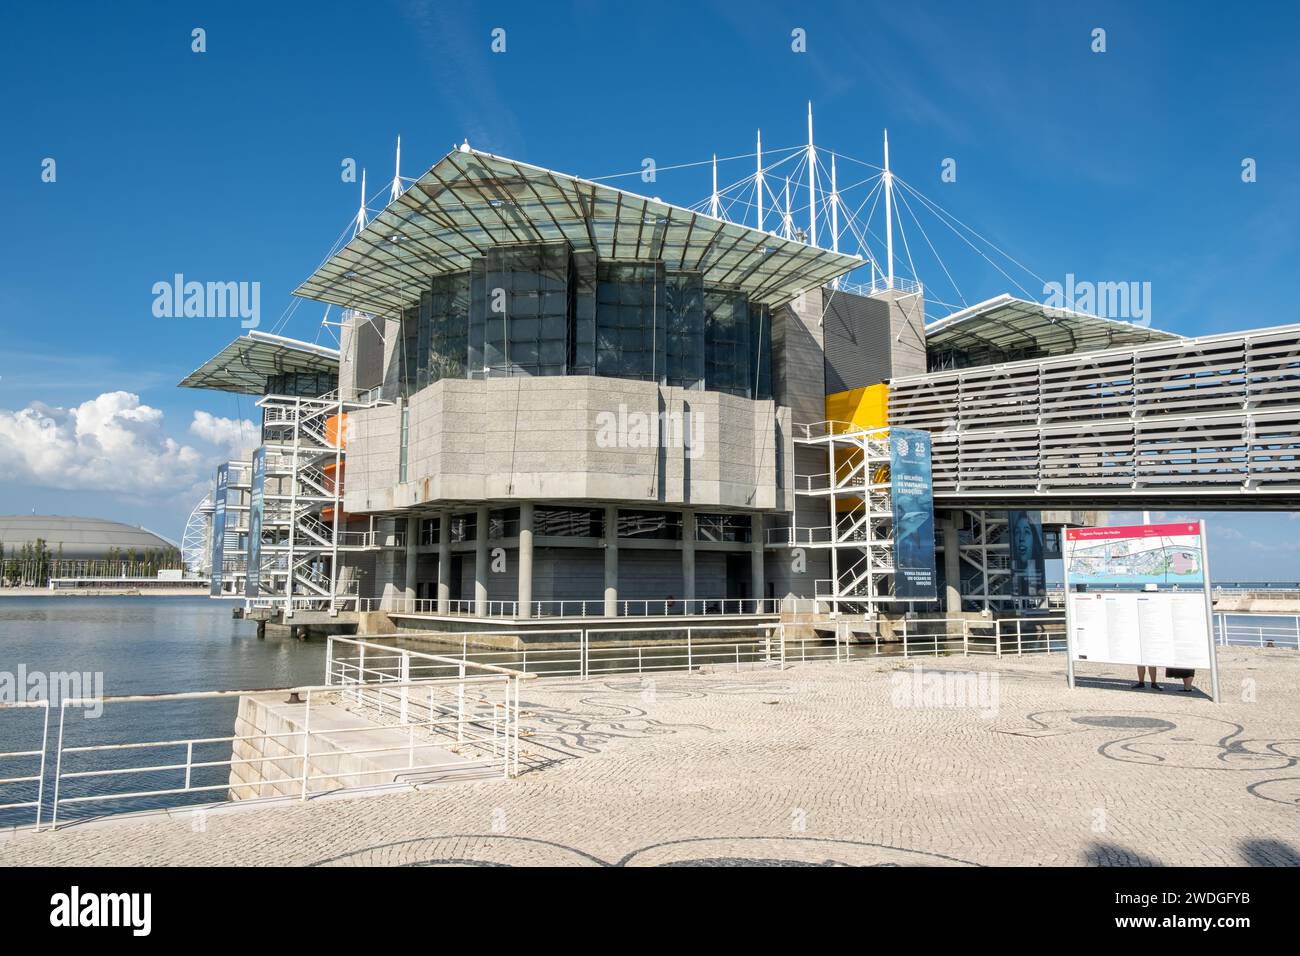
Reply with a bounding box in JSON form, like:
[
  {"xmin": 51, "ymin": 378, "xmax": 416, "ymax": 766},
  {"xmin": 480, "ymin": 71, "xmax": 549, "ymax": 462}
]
[
  {"xmin": 398, "ymin": 241, "xmax": 772, "ymax": 401},
  {"xmin": 265, "ymin": 371, "xmax": 337, "ymax": 397}
]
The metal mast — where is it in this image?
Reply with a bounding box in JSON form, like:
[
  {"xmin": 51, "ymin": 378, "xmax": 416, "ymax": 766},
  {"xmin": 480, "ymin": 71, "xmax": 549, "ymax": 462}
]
[
  {"xmin": 806, "ymin": 102, "xmax": 817, "ymax": 246},
  {"xmin": 710, "ymin": 154, "xmax": 719, "ymax": 219},
  {"xmin": 354, "ymin": 169, "xmax": 368, "ymax": 237},
  {"xmin": 782, "ymin": 177, "xmax": 792, "ymax": 240},
  {"xmin": 883, "ymin": 129, "xmax": 894, "ymax": 289},
  {"xmin": 830, "ymin": 154, "xmax": 840, "ymax": 288},
  {"xmin": 390, "ymin": 136, "xmax": 403, "ymax": 204}
]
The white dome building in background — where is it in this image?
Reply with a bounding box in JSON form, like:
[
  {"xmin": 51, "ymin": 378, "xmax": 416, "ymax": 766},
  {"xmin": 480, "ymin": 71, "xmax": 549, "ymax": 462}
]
[{"xmin": 0, "ymin": 515, "xmax": 178, "ymax": 559}]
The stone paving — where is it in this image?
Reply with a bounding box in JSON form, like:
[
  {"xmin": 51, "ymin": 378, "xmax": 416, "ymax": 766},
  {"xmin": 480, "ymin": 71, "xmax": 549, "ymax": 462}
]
[{"xmin": 2, "ymin": 647, "xmax": 1298, "ymax": 866}]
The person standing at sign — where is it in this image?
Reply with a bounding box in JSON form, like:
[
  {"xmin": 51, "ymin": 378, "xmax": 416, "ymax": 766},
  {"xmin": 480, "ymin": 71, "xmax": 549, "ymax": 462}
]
[
  {"xmin": 1132, "ymin": 666, "xmax": 1161, "ymax": 691},
  {"xmin": 1166, "ymin": 667, "xmax": 1195, "ymax": 692}
]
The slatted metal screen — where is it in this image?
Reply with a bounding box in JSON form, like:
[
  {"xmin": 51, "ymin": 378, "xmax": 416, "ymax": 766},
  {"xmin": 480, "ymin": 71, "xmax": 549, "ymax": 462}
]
[{"xmin": 889, "ymin": 324, "xmax": 1300, "ymax": 505}]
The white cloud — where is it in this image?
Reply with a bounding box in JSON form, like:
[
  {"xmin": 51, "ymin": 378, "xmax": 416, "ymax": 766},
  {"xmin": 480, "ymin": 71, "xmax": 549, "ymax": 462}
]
[
  {"xmin": 190, "ymin": 410, "xmax": 257, "ymax": 457},
  {"xmin": 0, "ymin": 391, "xmax": 204, "ymax": 496}
]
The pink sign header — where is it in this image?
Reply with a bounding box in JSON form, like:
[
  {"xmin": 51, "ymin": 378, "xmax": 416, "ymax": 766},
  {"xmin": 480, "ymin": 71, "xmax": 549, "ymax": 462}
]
[{"xmin": 1066, "ymin": 522, "xmax": 1201, "ymax": 541}]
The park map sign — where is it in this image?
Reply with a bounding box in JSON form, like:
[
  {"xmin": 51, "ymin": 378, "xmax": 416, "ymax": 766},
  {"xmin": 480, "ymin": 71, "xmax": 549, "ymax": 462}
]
[
  {"xmin": 1066, "ymin": 523, "xmax": 1204, "ymax": 587},
  {"xmin": 1064, "ymin": 522, "xmax": 1220, "ymax": 701}
]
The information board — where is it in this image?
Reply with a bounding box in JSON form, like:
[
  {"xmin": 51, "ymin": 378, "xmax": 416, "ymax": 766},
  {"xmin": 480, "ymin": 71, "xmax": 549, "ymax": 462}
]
[
  {"xmin": 1063, "ymin": 521, "xmax": 1219, "ymax": 701},
  {"xmin": 1068, "ymin": 592, "xmax": 1212, "ymax": 668}
]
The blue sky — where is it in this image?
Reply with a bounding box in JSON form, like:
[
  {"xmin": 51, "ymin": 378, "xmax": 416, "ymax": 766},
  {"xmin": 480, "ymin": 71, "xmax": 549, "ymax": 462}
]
[{"xmin": 1, "ymin": 0, "xmax": 1298, "ymax": 576}]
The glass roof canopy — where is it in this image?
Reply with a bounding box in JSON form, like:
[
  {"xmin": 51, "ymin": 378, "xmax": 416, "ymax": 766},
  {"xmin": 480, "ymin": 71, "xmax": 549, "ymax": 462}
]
[
  {"xmin": 925, "ymin": 294, "xmax": 1181, "ymax": 366},
  {"xmin": 294, "ymin": 148, "xmax": 865, "ymax": 316},
  {"xmin": 178, "ymin": 331, "xmax": 339, "ymax": 395}
]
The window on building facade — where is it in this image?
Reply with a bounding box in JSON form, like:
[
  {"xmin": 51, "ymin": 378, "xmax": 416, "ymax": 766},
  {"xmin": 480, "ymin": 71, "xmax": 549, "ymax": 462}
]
[
  {"xmin": 595, "ymin": 261, "xmax": 665, "ymax": 382},
  {"xmin": 695, "ymin": 512, "xmax": 752, "ymax": 543},
  {"xmin": 704, "ymin": 288, "xmax": 752, "ymax": 398},
  {"xmin": 534, "ymin": 506, "xmax": 604, "ymax": 537},
  {"xmin": 265, "ymin": 371, "xmax": 338, "ymax": 397},
  {"xmin": 419, "ymin": 517, "xmax": 440, "ymax": 546},
  {"xmin": 488, "ymin": 507, "xmax": 520, "ymax": 539},
  {"xmin": 448, "ymin": 512, "xmax": 477, "ymax": 543},
  {"xmin": 468, "ymin": 243, "xmax": 570, "ymax": 378},
  {"xmin": 618, "ymin": 509, "xmax": 682, "ymax": 540}
]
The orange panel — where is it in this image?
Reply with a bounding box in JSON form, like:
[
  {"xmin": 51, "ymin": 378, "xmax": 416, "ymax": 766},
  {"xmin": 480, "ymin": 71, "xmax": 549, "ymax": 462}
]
[{"xmin": 326, "ymin": 413, "xmax": 347, "ymax": 448}]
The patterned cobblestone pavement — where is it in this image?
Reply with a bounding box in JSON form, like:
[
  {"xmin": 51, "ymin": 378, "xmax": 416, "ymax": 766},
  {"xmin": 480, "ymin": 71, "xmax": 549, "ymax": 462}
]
[{"xmin": 2, "ymin": 648, "xmax": 1297, "ymax": 866}]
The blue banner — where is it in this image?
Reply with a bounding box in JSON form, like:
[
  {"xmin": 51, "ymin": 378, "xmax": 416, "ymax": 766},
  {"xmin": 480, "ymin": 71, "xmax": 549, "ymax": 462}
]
[
  {"xmin": 244, "ymin": 448, "xmax": 266, "ymax": 598},
  {"xmin": 209, "ymin": 464, "xmax": 228, "ymax": 597},
  {"xmin": 889, "ymin": 428, "xmax": 936, "ymax": 600}
]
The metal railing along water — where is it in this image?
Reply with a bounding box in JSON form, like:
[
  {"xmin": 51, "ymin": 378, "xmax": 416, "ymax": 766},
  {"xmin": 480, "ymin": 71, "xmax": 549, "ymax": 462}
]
[
  {"xmin": 362, "ymin": 596, "xmax": 786, "ymax": 618},
  {"xmin": 0, "ymin": 700, "xmax": 50, "ymax": 829},
  {"xmin": 1213, "ymin": 612, "xmax": 1300, "ymax": 650},
  {"xmin": 0, "ymin": 645, "xmax": 533, "ymax": 831},
  {"xmin": 334, "ymin": 623, "xmax": 789, "ymax": 681}
]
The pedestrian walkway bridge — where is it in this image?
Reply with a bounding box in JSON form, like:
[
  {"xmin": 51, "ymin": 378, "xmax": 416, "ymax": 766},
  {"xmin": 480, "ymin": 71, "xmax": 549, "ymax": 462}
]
[{"xmin": 887, "ymin": 322, "xmax": 1300, "ymax": 509}]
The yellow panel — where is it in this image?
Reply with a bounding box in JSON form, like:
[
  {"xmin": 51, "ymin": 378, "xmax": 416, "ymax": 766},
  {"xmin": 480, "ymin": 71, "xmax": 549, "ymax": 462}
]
[{"xmin": 824, "ymin": 383, "xmax": 889, "ymax": 429}]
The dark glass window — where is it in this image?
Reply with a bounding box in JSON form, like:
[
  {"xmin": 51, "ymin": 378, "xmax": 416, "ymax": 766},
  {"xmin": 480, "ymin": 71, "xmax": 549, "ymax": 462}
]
[
  {"xmin": 595, "ymin": 262, "xmax": 665, "ymax": 382},
  {"xmin": 419, "ymin": 517, "xmax": 440, "ymax": 546},
  {"xmin": 535, "ymin": 506, "xmax": 604, "ymax": 537},
  {"xmin": 468, "ymin": 260, "xmax": 487, "ymax": 378},
  {"xmin": 750, "ymin": 304, "xmax": 773, "ymax": 400},
  {"xmin": 264, "ymin": 371, "xmax": 338, "ymax": 397},
  {"xmin": 695, "ymin": 512, "xmax": 751, "ymax": 543},
  {"xmin": 416, "ymin": 290, "xmax": 432, "ymax": 390},
  {"xmin": 568, "ymin": 251, "xmax": 598, "ymax": 375},
  {"xmin": 449, "ymin": 513, "xmax": 477, "ymax": 543},
  {"xmin": 488, "ymin": 507, "xmax": 520, "ymax": 539},
  {"xmin": 429, "ymin": 272, "xmax": 470, "ymax": 382},
  {"xmin": 704, "ymin": 288, "xmax": 752, "ymax": 397},
  {"xmin": 476, "ymin": 243, "xmax": 571, "ymax": 377},
  {"xmin": 665, "ymin": 271, "xmax": 705, "ymax": 389},
  {"xmin": 617, "ymin": 509, "xmax": 682, "ymax": 540},
  {"xmin": 386, "ymin": 248, "xmax": 772, "ymax": 402}
]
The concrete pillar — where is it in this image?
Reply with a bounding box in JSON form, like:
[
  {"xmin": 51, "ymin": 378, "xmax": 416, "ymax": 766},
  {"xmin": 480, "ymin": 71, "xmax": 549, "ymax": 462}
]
[
  {"xmin": 404, "ymin": 514, "xmax": 419, "ymax": 605},
  {"xmin": 518, "ymin": 502, "xmax": 534, "ymax": 618},
  {"xmin": 751, "ymin": 514, "xmax": 765, "ymax": 612},
  {"xmin": 942, "ymin": 510, "xmax": 962, "ymax": 614},
  {"xmin": 603, "ymin": 504, "xmax": 619, "ymax": 617},
  {"xmin": 474, "ymin": 505, "xmax": 489, "ymax": 616},
  {"xmin": 681, "ymin": 509, "xmax": 696, "ymax": 610},
  {"xmin": 436, "ymin": 510, "xmax": 450, "ymax": 614}
]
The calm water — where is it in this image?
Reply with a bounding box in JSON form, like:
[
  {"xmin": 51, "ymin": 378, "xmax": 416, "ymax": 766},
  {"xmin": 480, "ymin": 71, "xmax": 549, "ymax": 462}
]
[{"xmin": 0, "ymin": 596, "xmax": 328, "ymax": 827}]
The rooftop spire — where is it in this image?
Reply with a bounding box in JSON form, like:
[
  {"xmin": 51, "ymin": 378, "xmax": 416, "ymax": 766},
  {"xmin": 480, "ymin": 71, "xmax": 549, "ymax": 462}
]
[
  {"xmin": 883, "ymin": 129, "xmax": 894, "ymax": 290},
  {"xmin": 390, "ymin": 135, "xmax": 403, "ymax": 204},
  {"xmin": 710, "ymin": 154, "xmax": 719, "ymax": 219},
  {"xmin": 806, "ymin": 101, "xmax": 817, "ymax": 247},
  {"xmin": 354, "ymin": 168, "xmax": 368, "ymax": 237}
]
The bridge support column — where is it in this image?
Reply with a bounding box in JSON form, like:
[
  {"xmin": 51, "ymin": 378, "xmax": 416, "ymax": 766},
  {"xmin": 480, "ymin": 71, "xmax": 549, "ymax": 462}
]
[
  {"xmin": 604, "ymin": 504, "xmax": 619, "ymax": 617},
  {"xmin": 682, "ymin": 509, "xmax": 696, "ymax": 611},
  {"xmin": 942, "ymin": 510, "xmax": 962, "ymax": 614},
  {"xmin": 404, "ymin": 515, "xmax": 419, "ymax": 606},
  {"xmin": 474, "ymin": 505, "xmax": 489, "ymax": 616},
  {"xmin": 751, "ymin": 514, "xmax": 765, "ymax": 612},
  {"xmin": 436, "ymin": 511, "xmax": 450, "ymax": 614},
  {"xmin": 517, "ymin": 502, "xmax": 534, "ymax": 619}
]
